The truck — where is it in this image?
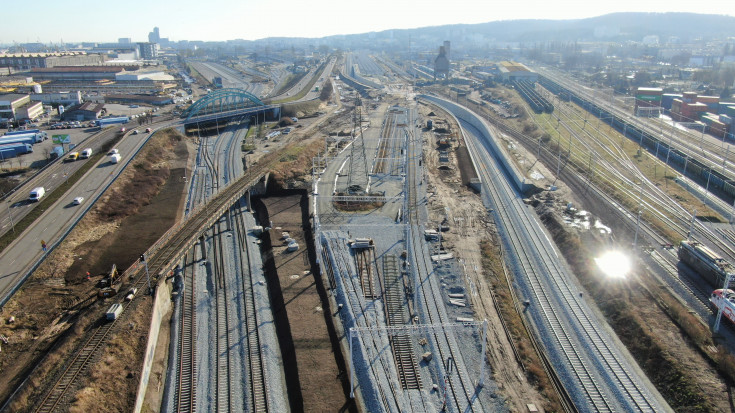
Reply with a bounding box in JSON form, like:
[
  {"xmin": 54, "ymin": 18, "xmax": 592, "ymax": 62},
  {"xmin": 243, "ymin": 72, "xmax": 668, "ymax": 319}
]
[
  {"xmin": 105, "ymin": 303, "xmax": 123, "ymax": 321},
  {"xmin": 2, "ymin": 131, "xmax": 46, "ymax": 142},
  {"xmin": 95, "ymin": 117, "xmax": 129, "ymax": 127},
  {"xmin": 5, "ymin": 129, "xmax": 42, "ymax": 136},
  {"xmin": 51, "ymin": 146, "xmax": 65, "ymax": 159},
  {"xmin": 0, "ymin": 142, "xmax": 33, "ymax": 159},
  {"xmin": 29, "ymin": 187, "xmax": 45, "ymax": 202},
  {"xmin": 0, "ymin": 135, "xmax": 38, "ymax": 147}
]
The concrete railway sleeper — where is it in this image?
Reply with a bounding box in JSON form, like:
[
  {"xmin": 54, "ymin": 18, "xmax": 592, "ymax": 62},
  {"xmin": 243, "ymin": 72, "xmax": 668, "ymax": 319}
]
[
  {"xmin": 232, "ymin": 199, "xmax": 269, "ymax": 412},
  {"xmin": 405, "ymin": 114, "xmax": 480, "ymax": 412},
  {"xmin": 176, "ymin": 251, "xmax": 198, "ymax": 413}
]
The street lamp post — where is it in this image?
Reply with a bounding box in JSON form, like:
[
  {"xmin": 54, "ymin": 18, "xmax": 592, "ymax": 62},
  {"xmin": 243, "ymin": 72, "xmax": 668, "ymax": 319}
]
[{"xmin": 6, "ymin": 199, "xmax": 14, "ymax": 233}]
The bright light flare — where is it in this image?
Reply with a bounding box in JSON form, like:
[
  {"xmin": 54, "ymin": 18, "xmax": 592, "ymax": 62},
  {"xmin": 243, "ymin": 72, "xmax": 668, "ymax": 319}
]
[{"xmin": 595, "ymin": 250, "xmax": 631, "ymax": 279}]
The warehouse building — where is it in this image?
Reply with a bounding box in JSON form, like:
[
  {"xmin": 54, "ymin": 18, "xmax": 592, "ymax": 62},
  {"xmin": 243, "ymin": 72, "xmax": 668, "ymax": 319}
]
[
  {"xmin": 30, "ymin": 66, "xmax": 136, "ymax": 81},
  {"xmin": 30, "ymin": 91, "xmax": 83, "ymax": 107},
  {"xmin": 104, "ymin": 94, "xmax": 173, "ymax": 106},
  {"xmin": 60, "ymin": 102, "xmax": 106, "ymax": 121},
  {"xmin": 0, "ymin": 93, "xmax": 43, "ymax": 122},
  {"xmin": 497, "ymin": 61, "xmax": 538, "ymax": 82},
  {"xmin": 0, "ymin": 52, "xmax": 106, "ymax": 71}
]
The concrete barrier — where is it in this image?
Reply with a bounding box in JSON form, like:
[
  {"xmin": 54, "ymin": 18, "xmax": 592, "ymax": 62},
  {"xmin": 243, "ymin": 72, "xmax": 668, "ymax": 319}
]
[{"xmin": 134, "ymin": 279, "xmax": 173, "ymax": 413}]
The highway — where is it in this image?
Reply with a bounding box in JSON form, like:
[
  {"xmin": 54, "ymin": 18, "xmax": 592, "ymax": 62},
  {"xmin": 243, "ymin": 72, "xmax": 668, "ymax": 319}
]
[
  {"xmin": 424, "ymin": 95, "xmax": 670, "ymax": 412},
  {"xmin": 0, "ymin": 121, "xmax": 176, "ymax": 308},
  {"xmin": 0, "ymin": 128, "xmax": 119, "ymax": 238}
]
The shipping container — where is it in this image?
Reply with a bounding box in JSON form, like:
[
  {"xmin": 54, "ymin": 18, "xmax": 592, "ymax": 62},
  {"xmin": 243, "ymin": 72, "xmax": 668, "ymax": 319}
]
[{"xmin": 661, "ymin": 94, "xmax": 682, "ymax": 110}]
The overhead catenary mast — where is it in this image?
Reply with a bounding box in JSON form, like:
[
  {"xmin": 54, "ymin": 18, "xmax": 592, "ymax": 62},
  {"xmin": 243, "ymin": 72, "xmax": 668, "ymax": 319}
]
[{"xmin": 346, "ymin": 97, "xmax": 369, "ymax": 194}]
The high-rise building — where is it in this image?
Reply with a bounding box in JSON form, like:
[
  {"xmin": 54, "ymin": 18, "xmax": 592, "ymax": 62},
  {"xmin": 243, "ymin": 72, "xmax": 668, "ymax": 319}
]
[
  {"xmin": 118, "ymin": 38, "xmax": 132, "ymax": 44},
  {"xmin": 137, "ymin": 42, "xmax": 159, "ymax": 60},
  {"xmin": 148, "ymin": 27, "xmax": 160, "ymax": 43}
]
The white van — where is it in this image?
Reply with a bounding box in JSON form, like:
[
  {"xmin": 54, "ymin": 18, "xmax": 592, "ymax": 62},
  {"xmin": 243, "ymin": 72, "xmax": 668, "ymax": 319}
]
[
  {"xmin": 80, "ymin": 148, "xmax": 93, "ymax": 159},
  {"xmin": 29, "ymin": 187, "xmax": 45, "ymax": 202}
]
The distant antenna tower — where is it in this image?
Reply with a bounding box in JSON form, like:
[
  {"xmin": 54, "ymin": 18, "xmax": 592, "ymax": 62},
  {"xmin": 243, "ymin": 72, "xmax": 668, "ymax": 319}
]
[{"xmin": 346, "ymin": 98, "xmax": 369, "ymax": 194}]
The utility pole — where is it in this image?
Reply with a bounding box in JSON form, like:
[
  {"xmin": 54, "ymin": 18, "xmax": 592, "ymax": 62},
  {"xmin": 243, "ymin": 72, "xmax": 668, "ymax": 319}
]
[
  {"xmin": 633, "ymin": 208, "xmax": 642, "ymax": 248},
  {"xmin": 140, "ymin": 253, "xmax": 151, "ymax": 294},
  {"xmin": 688, "ymin": 209, "xmax": 697, "ymax": 240}
]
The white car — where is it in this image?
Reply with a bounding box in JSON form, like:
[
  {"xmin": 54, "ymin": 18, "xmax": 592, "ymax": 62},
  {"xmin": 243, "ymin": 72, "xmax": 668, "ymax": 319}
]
[{"xmin": 72, "ymin": 197, "xmax": 84, "ymax": 206}]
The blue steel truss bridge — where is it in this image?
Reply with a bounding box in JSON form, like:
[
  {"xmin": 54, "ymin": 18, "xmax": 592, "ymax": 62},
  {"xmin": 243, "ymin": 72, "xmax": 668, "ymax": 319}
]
[{"xmin": 181, "ymin": 88, "xmax": 281, "ymax": 125}]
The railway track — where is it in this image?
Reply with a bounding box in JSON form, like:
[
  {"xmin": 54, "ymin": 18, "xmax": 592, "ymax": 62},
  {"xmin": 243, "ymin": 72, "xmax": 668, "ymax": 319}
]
[
  {"xmin": 382, "ymin": 254, "xmax": 421, "ymax": 390},
  {"xmin": 355, "ymin": 248, "xmax": 377, "ymax": 299},
  {"xmin": 29, "ymin": 141, "xmax": 281, "ymax": 412},
  {"xmin": 404, "ymin": 107, "xmax": 479, "ymax": 411},
  {"xmin": 326, "ymin": 237, "xmax": 401, "ymax": 411},
  {"xmin": 233, "ymin": 199, "xmax": 269, "ymax": 411},
  {"xmin": 212, "ymin": 218, "xmax": 233, "ymax": 412},
  {"xmin": 177, "ymin": 251, "xmax": 197, "ymax": 413},
  {"xmin": 461, "ymin": 111, "xmax": 661, "ymax": 411}
]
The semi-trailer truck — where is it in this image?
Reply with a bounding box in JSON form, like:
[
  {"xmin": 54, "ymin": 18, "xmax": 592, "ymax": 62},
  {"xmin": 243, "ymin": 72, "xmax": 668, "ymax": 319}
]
[
  {"xmin": 0, "ymin": 132, "xmax": 46, "ymax": 144},
  {"xmin": 5, "ymin": 129, "xmax": 42, "ymax": 136},
  {"xmin": 0, "ymin": 136, "xmax": 37, "ymax": 146},
  {"xmin": 0, "ymin": 142, "xmax": 33, "ymax": 159}
]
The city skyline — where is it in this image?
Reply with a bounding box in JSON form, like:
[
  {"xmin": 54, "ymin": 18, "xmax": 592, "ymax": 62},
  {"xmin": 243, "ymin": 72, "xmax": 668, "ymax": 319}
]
[{"xmin": 2, "ymin": 0, "xmax": 735, "ymax": 45}]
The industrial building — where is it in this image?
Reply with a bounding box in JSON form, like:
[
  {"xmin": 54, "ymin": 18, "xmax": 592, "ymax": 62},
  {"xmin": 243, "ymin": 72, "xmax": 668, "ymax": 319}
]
[
  {"xmin": 60, "ymin": 102, "xmax": 106, "ymax": 121},
  {"xmin": 497, "ymin": 61, "xmax": 538, "ymax": 82},
  {"xmin": 137, "ymin": 42, "xmax": 159, "ymax": 60},
  {"xmin": 0, "ymin": 52, "xmax": 106, "ymax": 71},
  {"xmin": 30, "ymin": 66, "xmax": 137, "ymax": 81},
  {"xmin": 0, "ymin": 93, "xmax": 43, "ymax": 122},
  {"xmin": 104, "ymin": 94, "xmax": 173, "ymax": 106},
  {"xmin": 30, "ymin": 91, "xmax": 83, "ymax": 107},
  {"xmin": 434, "ymin": 45, "xmax": 449, "ymax": 80}
]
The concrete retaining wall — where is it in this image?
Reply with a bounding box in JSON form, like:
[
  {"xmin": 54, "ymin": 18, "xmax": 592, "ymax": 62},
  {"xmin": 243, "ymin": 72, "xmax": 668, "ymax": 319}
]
[
  {"xmin": 418, "ymin": 94, "xmax": 534, "ymax": 194},
  {"xmin": 134, "ymin": 280, "xmax": 173, "ymax": 413}
]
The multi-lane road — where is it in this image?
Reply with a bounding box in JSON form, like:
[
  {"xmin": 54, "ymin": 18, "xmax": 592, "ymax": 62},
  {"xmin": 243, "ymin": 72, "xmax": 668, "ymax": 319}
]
[{"xmin": 0, "ymin": 121, "xmax": 176, "ymax": 307}]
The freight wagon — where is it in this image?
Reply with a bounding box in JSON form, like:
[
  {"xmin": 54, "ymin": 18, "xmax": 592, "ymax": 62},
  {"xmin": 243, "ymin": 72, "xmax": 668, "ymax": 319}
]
[
  {"xmin": 539, "ymin": 75, "xmax": 735, "ymax": 202},
  {"xmin": 512, "ymin": 80, "xmax": 554, "ymax": 113},
  {"xmin": 678, "ymin": 240, "xmax": 735, "ymax": 288}
]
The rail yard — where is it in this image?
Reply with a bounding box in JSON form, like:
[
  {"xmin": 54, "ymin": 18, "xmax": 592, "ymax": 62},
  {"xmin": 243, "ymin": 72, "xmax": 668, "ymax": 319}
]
[{"xmin": 3, "ymin": 41, "xmax": 735, "ymax": 413}]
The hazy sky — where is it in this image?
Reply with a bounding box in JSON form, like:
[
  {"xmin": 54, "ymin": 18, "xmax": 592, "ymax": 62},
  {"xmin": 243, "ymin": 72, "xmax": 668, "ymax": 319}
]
[{"xmin": 4, "ymin": 0, "xmax": 735, "ymax": 44}]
